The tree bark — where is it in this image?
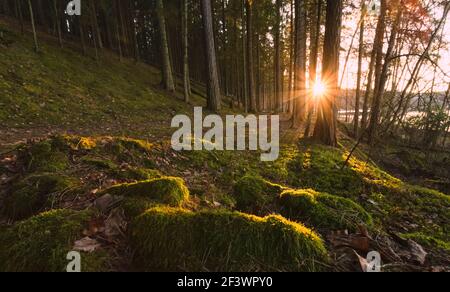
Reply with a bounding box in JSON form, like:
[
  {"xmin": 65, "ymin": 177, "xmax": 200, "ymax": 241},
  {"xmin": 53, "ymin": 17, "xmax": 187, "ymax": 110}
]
[
  {"xmin": 182, "ymin": 0, "xmax": 191, "ymax": 103},
  {"xmin": 293, "ymin": 0, "xmax": 307, "ymax": 127},
  {"xmin": 246, "ymin": 0, "xmax": 257, "ymax": 112},
  {"xmin": 313, "ymin": 0, "xmax": 342, "ymax": 146},
  {"xmin": 305, "ymin": 0, "xmax": 322, "ymax": 136},
  {"xmin": 17, "ymin": 0, "xmax": 24, "ymax": 35},
  {"xmin": 354, "ymin": 2, "xmax": 366, "ymax": 137},
  {"xmin": 156, "ymin": 0, "xmax": 175, "ymax": 92},
  {"xmin": 91, "ymin": 0, "xmax": 103, "ymax": 50},
  {"xmin": 368, "ymin": 0, "xmax": 401, "ymax": 144},
  {"xmin": 201, "ymin": 0, "xmax": 221, "ymax": 111},
  {"xmin": 274, "ymin": 0, "xmax": 283, "ymax": 113},
  {"xmin": 27, "ymin": 0, "xmax": 38, "ymax": 52},
  {"xmin": 53, "ymin": 0, "xmax": 63, "ymax": 48}
]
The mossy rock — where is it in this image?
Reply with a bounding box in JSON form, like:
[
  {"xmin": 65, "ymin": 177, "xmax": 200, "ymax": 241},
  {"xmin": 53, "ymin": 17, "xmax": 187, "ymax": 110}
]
[
  {"xmin": 400, "ymin": 232, "xmax": 450, "ymax": 251},
  {"xmin": 130, "ymin": 207, "xmax": 329, "ymax": 272},
  {"xmin": 19, "ymin": 140, "xmax": 69, "ymax": 173},
  {"xmin": 113, "ymin": 168, "xmax": 161, "ymax": 181},
  {"xmin": 2, "ymin": 174, "xmax": 79, "ymax": 220},
  {"xmin": 0, "ymin": 209, "xmax": 108, "ymax": 272},
  {"xmin": 279, "ymin": 189, "xmax": 373, "ymax": 231},
  {"xmin": 233, "ymin": 175, "xmax": 285, "ymax": 213},
  {"xmin": 81, "ymin": 156, "xmax": 118, "ymax": 170},
  {"xmin": 102, "ymin": 177, "xmax": 189, "ymax": 206},
  {"xmin": 121, "ymin": 197, "xmax": 158, "ymax": 218}
]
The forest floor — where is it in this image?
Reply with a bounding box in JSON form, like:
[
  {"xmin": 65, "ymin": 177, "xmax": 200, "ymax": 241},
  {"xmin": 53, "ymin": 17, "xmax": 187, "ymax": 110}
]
[{"xmin": 0, "ymin": 17, "xmax": 449, "ymax": 272}]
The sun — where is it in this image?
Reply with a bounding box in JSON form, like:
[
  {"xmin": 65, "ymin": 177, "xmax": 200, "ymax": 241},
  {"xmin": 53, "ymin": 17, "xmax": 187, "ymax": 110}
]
[{"xmin": 313, "ymin": 81, "xmax": 327, "ymax": 98}]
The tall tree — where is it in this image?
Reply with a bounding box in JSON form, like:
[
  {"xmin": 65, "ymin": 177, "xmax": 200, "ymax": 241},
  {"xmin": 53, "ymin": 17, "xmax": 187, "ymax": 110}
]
[
  {"xmin": 361, "ymin": 0, "xmax": 387, "ymax": 132},
  {"xmin": 313, "ymin": 0, "xmax": 343, "ymax": 146},
  {"xmin": 305, "ymin": 0, "xmax": 322, "ymax": 136},
  {"xmin": 201, "ymin": 0, "xmax": 221, "ymax": 111},
  {"xmin": 182, "ymin": 0, "xmax": 191, "ymax": 103},
  {"xmin": 91, "ymin": 0, "xmax": 103, "ymax": 50},
  {"xmin": 353, "ymin": 1, "xmax": 366, "ymax": 137},
  {"xmin": 17, "ymin": 0, "xmax": 24, "ymax": 35},
  {"xmin": 53, "ymin": 0, "xmax": 63, "ymax": 48},
  {"xmin": 293, "ymin": 0, "xmax": 307, "ymax": 127},
  {"xmin": 27, "ymin": 0, "xmax": 38, "ymax": 52},
  {"xmin": 246, "ymin": 0, "xmax": 257, "ymax": 112},
  {"xmin": 274, "ymin": 0, "xmax": 283, "ymax": 112},
  {"xmin": 156, "ymin": 0, "xmax": 175, "ymax": 92},
  {"xmin": 368, "ymin": 0, "xmax": 402, "ymax": 144}
]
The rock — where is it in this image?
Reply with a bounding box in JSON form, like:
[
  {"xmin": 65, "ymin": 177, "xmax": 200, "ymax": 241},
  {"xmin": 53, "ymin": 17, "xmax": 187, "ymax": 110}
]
[
  {"xmin": 407, "ymin": 240, "xmax": 428, "ymax": 265},
  {"xmin": 94, "ymin": 193, "xmax": 122, "ymax": 213}
]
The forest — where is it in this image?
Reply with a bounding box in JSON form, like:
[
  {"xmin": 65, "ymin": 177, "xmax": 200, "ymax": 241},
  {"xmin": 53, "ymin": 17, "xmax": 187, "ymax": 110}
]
[{"xmin": 0, "ymin": 0, "xmax": 449, "ymax": 274}]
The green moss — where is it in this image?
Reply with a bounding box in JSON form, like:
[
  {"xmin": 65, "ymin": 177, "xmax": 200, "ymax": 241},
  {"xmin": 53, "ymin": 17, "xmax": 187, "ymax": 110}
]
[
  {"xmin": 121, "ymin": 197, "xmax": 157, "ymax": 218},
  {"xmin": 130, "ymin": 207, "xmax": 329, "ymax": 272},
  {"xmin": 289, "ymin": 146, "xmax": 365, "ymax": 198},
  {"xmin": 81, "ymin": 156, "xmax": 118, "ymax": 170},
  {"xmin": 102, "ymin": 177, "xmax": 189, "ymax": 206},
  {"xmin": 400, "ymin": 233, "xmax": 450, "ymax": 251},
  {"xmin": 279, "ymin": 189, "xmax": 373, "ymax": 231},
  {"xmin": 2, "ymin": 174, "xmax": 79, "ymax": 220},
  {"xmin": 113, "ymin": 168, "xmax": 161, "ymax": 181},
  {"xmin": 0, "ymin": 209, "xmax": 108, "ymax": 272},
  {"xmin": 233, "ymin": 175, "xmax": 285, "ymax": 213},
  {"xmin": 115, "ymin": 137, "xmax": 152, "ymax": 153},
  {"xmin": 19, "ymin": 141, "xmax": 69, "ymax": 173}
]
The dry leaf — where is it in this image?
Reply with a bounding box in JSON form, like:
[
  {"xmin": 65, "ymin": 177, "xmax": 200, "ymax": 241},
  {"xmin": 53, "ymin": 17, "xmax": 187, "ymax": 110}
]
[{"xmin": 74, "ymin": 237, "xmax": 101, "ymax": 253}]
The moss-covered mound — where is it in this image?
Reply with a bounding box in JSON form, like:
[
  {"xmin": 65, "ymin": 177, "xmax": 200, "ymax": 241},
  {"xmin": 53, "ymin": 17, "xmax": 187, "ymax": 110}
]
[
  {"xmin": 121, "ymin": 197, "xmax": 158, "ymax": 218},
  {"xmin": 2, "ymin": 174, "xmax": 79, "ymax": 220},
  {"xmin": 288, "ymin": 145, "xmax": 401, "ymax": 199},
  {"xmin": 130, "ymin": 207, "xmax": 328, "ymax": 272},
  {"xmin": 18, "ymin": 140, "xmax": 69, "ymax": 173},
  {"xmin": 0, "ymin": 209, "xmax": 108, "ymax": 272},
  {"xmin": 279, "ymin": 189, "xmax": 373, "ymax": 231},
  {"xmin": 233, "ymin": 175, "xmax": 285, "ymax": 213},
  {"xmin": 102, "ymin": 177, "xmax": 189, "ymax": 207}
]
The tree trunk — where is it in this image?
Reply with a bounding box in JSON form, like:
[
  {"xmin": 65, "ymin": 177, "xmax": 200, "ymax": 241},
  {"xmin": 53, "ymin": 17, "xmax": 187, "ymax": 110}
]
[
  {"xmin": 274, "ymin": 0, "xmax": 283, "ymax": 113},
  {"xmin": 17, "ymin": 0, "xmax": 24, "ymax": 35},
  {"xmin": 361, "ymin": 0, "xmax": 387, "ymax": 132},
  {"xmin": 293, "ymin": 0, "xmax": 307, "ymax": 127},
  {"xmin": 241, "ymin": 0, "xmax": 248, "ymax": 112},
  {"xmin": 305, "ymin": 0, "xmax": 322, "ymax": 136},
  {"xmin": 201, "ymin": 0, "xmax": 221, "ymax": 111},
  {"xmin": 313, "ymin": 0, "xmax": 342, "ymax": 146},
  {"xmin": 182, "ymin": 0, "xmax": 191, "ymax": 103},
  {"xmin": 368, "ymin": 0, "xmax": 401, "ymax": 144},
  {"xmin": 353, "ymin": 2, "xmax": 366, "ymax": 137},
  {"xmin": 53, "ymin": 0, "xmax": 63, "ymax": 48},
  {"xmin": 156, "ymin": 0, "xmax": 175, "ymax": 92},
  {"xmin": 246, "ymin": 0, "xmax": 257, "ymax": 112},
  {"xmin": 27, "ymin": 0, "xmax": 38, "ymax": 52},
  {"xmin": 288, "ymin": 0, "xmax": 295, "ymax": 113},
  {"xmin": 91, "ymin": 0, "xmax": 103, "ymax": 50}
]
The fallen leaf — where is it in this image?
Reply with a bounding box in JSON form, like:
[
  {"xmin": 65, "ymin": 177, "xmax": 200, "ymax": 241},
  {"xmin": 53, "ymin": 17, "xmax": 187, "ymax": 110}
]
[{"xmin": 73, "ymin": 237, "xmax": 101, "ymax": 253}]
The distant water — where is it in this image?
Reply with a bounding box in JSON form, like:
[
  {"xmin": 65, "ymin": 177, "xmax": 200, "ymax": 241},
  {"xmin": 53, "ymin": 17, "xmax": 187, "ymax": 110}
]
[{"xmin": 338, "ymin": 110, "xmax": 450, "ymax": 122}]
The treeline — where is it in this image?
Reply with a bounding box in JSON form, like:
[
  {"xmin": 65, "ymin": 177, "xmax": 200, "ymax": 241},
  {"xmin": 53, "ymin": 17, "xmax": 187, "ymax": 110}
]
[{"xmin": 1, "ymin": 0, "xmax": 449, "ymax": 149}]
